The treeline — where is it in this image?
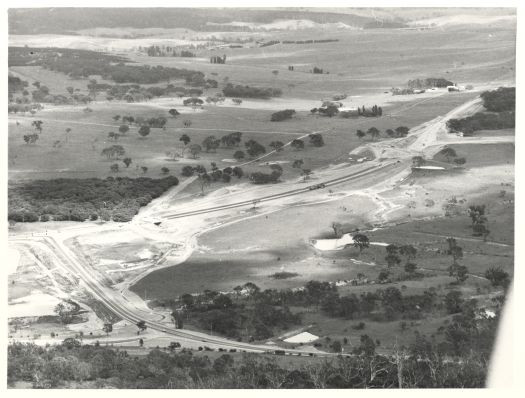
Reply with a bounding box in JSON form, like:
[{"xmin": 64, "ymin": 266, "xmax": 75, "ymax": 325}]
[
  {"xmin": 407, "ymin": 78, "xmax": 454, "ymax": 89},
  {"xmin": 8, "ymin": 176, "xmax": 179, "ymax": 223},
  {"xmin": 311, "ymin": 104, "xmax": 383, "ymax": 118},
  {"xmin": 8, "ymin": 75, "xmax": 28, "ymax": 95},
  {"xmin": 446, "ymin": 112, "xmax": 514, "ymax": 136},
  {"xmin": 259, "ymin": 39, "xmax": 339, "ymax": 47},
  {"xmin": 223, "ymin": 83, "xmax": 282, "ymax": 99},
  {"xmin": 9, "ymin": 47, "xmax": 206, "ymax": 85},
  {"xmin": 446, "ymin": 87, "xmax": 515, "ymax": 135},
  {"xmin": 7, "ymin": 339, "xmax": 490, "ymax": 388},
  {"xmin": 144, "ymin": 45, "xmax": 196, "ymax": 57},
  {"xmin": 480, "ymin": 87, "xmax": 515, "ymax": 112}
]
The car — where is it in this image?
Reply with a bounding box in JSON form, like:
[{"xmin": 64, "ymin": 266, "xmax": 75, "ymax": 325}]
[{"xmin": 308, "ymin": 183, "xmax": 326, "ymax": 191}]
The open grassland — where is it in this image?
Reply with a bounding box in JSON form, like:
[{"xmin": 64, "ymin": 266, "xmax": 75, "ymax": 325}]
[
  {"xmin": 127, "ymin": 25, "xmax": 515, "ymax": 100},
  {"xmin": 8, "ymin": 89, "xmax": 479, "ymax": 181}
]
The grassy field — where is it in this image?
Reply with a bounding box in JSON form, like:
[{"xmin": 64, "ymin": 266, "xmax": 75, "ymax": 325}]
[
  {"xmin": 8, "ymin": 89, "xmax": 479, "ymax": 181},
  {"xmin": 127, "ymin": 25, "xmax": 516, "ymax": 100},
  {"xmin": 433, "ymin": 142, "xmax": 515, "ymax": 167}
]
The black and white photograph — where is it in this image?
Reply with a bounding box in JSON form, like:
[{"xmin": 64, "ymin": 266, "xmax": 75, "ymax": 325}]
[{"xmin": 3, "ymin": 1, "xmax": 521, "ymax": 390}]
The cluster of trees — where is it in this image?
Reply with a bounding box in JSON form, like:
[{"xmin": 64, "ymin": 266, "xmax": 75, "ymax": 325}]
[
  {"xmin": 249, "ymin": 165, "xmax": 283, "ymax": 184},
  {"xmin": 282, "ymin": 39, "xmax": 339, "ymax": 44},
  {"xmin": 356, "ymin": 126, "xmax": 409, "ymax": 140},
  {"xmin": 270, "ymin": 109, "xmax": 295, "ymax": 122},
  {"xmin": 173, "ymin": 288, "xmax": 301, "ymax": 340},
  {"xmin": 446, "ymin": 87, "xmax": 515, "ymax": 135},
  {"xmin": 223, "ymin": 83, "xmax": 282, "ymax": 99},
  {"xmin": 244, "ymin": 139, "xmax": 266, "ymax": 157},
  {"xmin": 8, "ymin": 75, "xmax": 28, "ymax": 96},
  {"xmin": 7, "ymin": 339, "xmax": 492, "ymax": 388},
  {"xmin": 434, "ymin": 147, "xmax": 466, "ymax": 165},
  {"xmin": 312, "ymin": 104, "xmax": 383, "ymax": 118},
  {"xmin": 144, "ymin": 45, "xmax": 196, "ymax": 57},
  {"xmin": 8, "ymin": 176, "xmax": 179, "ymax": 223},
  {"xmin": 467, "ymin": 205, "xmax": 491, "ymax": 240},
  {"xmin": 407, "ymin": 78, "xmax": 454, "ymax": 89},
  {"xmin": 321, "ymin": 286, "xmax": 438, "ymax": 322},
  {"xmin": 10, "ymin": 47, "xmax": 206, "ymax": 85},
  {"xmin": 8, "ymin": 102, "xmax": 43, "ymax": 114},
  {"xmin": 446, "ymin": 111, "xmax": 514, "ymax": 136},
  {"xmin": 480, "ymin": 87, "xmax": 515, "ymax": 112}
]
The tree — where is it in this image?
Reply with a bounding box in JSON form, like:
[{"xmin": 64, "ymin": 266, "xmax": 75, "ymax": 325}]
[
  {"xmin": 232, "ymin": 166, "xmax": 244, "ymax": 178},
  {"xmin": 448, "ymin": 264, "xmax": 469, "ymax": 283},
  {"xmin": 180, "ymin": 134, "xmax": 190, "ymax": 146},
  {"xmin": 353, "ymin": 233, "xmax": 370, "ymax": 254},
  {"xmin": 291, "ymin": 139, "xmax": 305, "ymax": 150},
  {"xmin": 440, "ymin": 147, "xmax": 457, "ymax": 162},
  {"xmin": 123, "ymin": 157, "xmax": 132, "ymax": 168},
  {"xmin": 269, "ymin": 141, "xmax": 284, "ymax": 152},
  {"xmin": 141, "ymin": 166, "xmax": 148, "ymax": 174},
  {"xmin": 139, "ymin": 338, "xmax": 144, "ymax": 347},
  {"xmin": 138, "ymin": 125, "xmax": 151, "ymax": 138},
  {"xmin": 448, "ymin": 245, "xmax": 463, "ymax": 266},
  {"xmin": 412, "ymin": 156, "xmax": 425, "ymax": 167},
  {"xmin": 245, "ymin": 140, "xmax": 266, "ymax": 157},
  {"xmin": 169, "ymin": 108, "xmax": 180, "ymax": 117},
  {"xmin": 65, "ymin": 128, "xmax": 72, "ymax": 142},
  {"xmin": 54, "ymin": 300, "xmax": 78, "ymax": 324},
  {"xmin": 110, "ymin": 163, "xmax": 119, "ymax": 173},
  {"xmin": 378, "ymin": 270, "xmax": 390, "ymax": 283},
  {"xmin": 31, "ymin": 120, "xmax": 43, "ymax": 134},
  {"xmin": 330, "ymin": 340, "xmax": 343, "ymax": 353},
  {"xmin": 399, "ymin": 245, "xmax": 417, "ymax": 264},
  {"xmin": 301, "ymin": 168, "xmax": 312, "ymax": 181},
  {"xmin": 353, "ymin": 334, "xmax": 376, "ymax": 356},
  {"xmin": 467, "ymin": 205, "xmax": 487, "ymax": 226},
  {"xmin": 188, "ymin": 144, "xmax": 202, "ymax": 159},
  {"xmin": 113, "ymin": 115, "xmax": 121, "ymax": 121},
  {"xmin": 182, "ymin": 165, "xmax": 194, "ymax": 176},
  {"xmin": 108, "ymin": 131, "xmax": 119, "ymax": 141},
  {"xmin": 119, "ymin": 124, "xmax": 129, "ymax": 135},
  {"xmin": 292, "ymin": 159, "xmax": 304, "ymax": 169},
  {"xmin": 331, "ymin": 222, "xmax": 343, "ymax": 238},
  {"xmin": 103, "ymin": 323, "xmax": 113, "ymax": 337},
  {"xmin": 66, "ymin": 86, "xmax": 74, "ymax": 96},
  {"xmin": 395, "ymin": 126, "xmax": 410, "ymax": 137},
  {"xmin": 367, "ymin": 127, "xmax": 380, "ymax": 140},
  {"xmin": 195, "ymin": 166, "xmax": 211, "ymax": 194},
  {"xmin": 23, "ymin": 133, "xmax": 39, "ymax": 144},
  {"xmin": 404, "ymin": 262, "xmax": 417, "ymax": 274},
  {"xmin": 101, "ymin": 145, "xmax": 125, "ymax": 160},
  {"xmin": 136, "ymin": 320, "xmax": 147, "ymax": 333},
  {"xmin": 309, "ymin": 133, "xmax": 325, "ymax": 147},
  {"xmin": 233, "ymin": 150, "xmax": 245, "ymax": 161},
  {"xmin": 161, "ymin": 167, "xmax": 170, "ymax": 175},
  {"xmin": 356, "ymin": 130, "xmax": 366, "ymax": 140},
  {"xmin": 444, "ymin": 291, "xmax": 464, "ymax": 314},
  {"xmin": 485, "ymin": 267, "xmax": 510, "ymax": 289},
  {"xmin": 202, "ymin": 136, "xmax": 220, "ymax": 152}
]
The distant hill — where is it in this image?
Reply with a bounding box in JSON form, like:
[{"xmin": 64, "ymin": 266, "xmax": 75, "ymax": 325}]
[{"xmin": 8, "ymin": 8, "xmax": 376, "ymax": 34}]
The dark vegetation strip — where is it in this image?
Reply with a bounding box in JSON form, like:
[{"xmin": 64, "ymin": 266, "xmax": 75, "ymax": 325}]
[{"xmin": 8, "ymin": 176, "xmax": 179, "ymax": 223}]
